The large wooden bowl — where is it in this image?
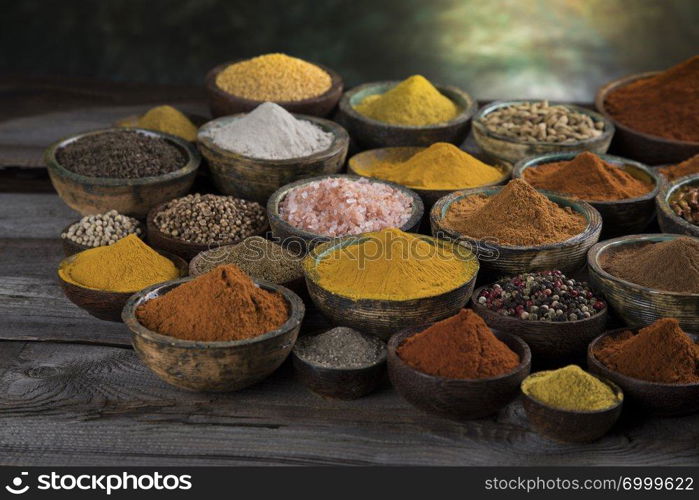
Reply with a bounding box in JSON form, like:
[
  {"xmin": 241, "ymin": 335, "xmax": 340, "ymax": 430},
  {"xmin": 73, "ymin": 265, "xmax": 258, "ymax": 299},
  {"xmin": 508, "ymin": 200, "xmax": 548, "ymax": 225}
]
[
  {"xmin": 123, "ymin": 277, "xmax": 305, "ymax": 392},
  {"xmin": 45, "ymin": 128, "xmax": 201, "ymax": 217},
  {"xmin": 60, "ymin": 219, "xmax": 146, "ymax": 257},
  {"xmin": 656, "ymin": 174, "xmax": 699, "ymax": 238}
]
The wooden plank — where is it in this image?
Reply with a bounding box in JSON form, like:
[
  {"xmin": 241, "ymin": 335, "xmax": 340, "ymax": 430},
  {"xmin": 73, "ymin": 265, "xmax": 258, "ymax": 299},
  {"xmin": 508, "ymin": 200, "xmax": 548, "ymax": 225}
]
[{"xmin": 0, "ymin": 193, "xmax": 78, "ymax": 238}]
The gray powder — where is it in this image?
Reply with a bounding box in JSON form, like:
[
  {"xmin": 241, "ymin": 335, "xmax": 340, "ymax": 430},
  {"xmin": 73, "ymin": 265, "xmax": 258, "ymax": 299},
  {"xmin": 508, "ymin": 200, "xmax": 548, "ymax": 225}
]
[
  {"xmin": 294, "ymin": 327, "xmax": 387, "ymax": 369},
  {"xmin": 206, "ymin": 102, "xmax": 333, "ymax": 160}
]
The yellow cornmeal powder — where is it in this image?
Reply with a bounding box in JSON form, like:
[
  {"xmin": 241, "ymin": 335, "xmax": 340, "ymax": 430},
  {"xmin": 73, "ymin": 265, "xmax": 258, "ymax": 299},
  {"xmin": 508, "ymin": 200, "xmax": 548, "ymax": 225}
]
[
  {"xmin": 58, "ymin": 234, "xmax": 180, "ymax": 293},
  {"xmin": 305, "ymin": 228, "xmax": 478, "ymax": 301},
  {"xmin": 136, "ymin": 105, "xmax": 198, "ymax": 142},
  {"xmin": 354, "ymin": 75, "xmax": 459, "ymax": 126},
  {"xmin": 215, "ymin": 53, "xmax": 332, "ymax": 102}
]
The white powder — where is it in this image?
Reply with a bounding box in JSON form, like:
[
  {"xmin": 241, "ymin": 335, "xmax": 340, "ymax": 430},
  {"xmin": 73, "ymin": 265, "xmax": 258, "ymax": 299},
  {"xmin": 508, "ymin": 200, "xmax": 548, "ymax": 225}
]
[{"xmin": 206, "ymin": 102, "xmax": 334, "ymax": 160}]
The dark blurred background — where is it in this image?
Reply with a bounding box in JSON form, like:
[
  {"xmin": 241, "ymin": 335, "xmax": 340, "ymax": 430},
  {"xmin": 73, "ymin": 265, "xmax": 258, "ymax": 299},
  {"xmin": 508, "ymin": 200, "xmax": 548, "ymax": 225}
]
[{"xmin": 1, "ymin": 0, "xmax": 698, "ymax": 101}]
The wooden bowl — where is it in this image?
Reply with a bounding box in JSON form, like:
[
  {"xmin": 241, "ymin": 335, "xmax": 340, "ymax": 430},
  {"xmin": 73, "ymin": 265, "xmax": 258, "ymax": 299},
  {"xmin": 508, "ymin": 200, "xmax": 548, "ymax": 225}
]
[
  {"xmin": 197, "ymin": 114, "xmax": 350, "ymax": 204},
  {"xmin": 302, "ymin": 234, "xmax": 479, "ymax": 340},
  {"xmin": 514, "ymin": 152, "xmax": 660, "ymax": 238},
  {"xmin": 204, "ymin": 59, "xmax": 343, "ymax": 118},
  {"xmin": 266, "ymin": 174, "xmax": 424, "ymax": 254},
  {"xmin": 656, "ymin": 174, "xmax": 699, "ymax": 237},
  {"xmin": 387, "ymin": 327, "xmax": 531, "ymax": 421},
  {"xmin": 122, "ymin": 277, "xmax": 305, "ymax": 392},
  {"xmin": 588, "ymin": 328, "xmax": 699, "ymax": 416},
  {"xmin": 57, "ymin": 250, "xmax": 188, "ymax": 322},
  {"xmin": 470, "ymin": 285, "xmax": 608, "ymax": 366},
  {"xmin": 430, "ymin": 187, "xmax": 602, "ymax": 278},
  {"xmin": 60, "ymin": 219, "xmax": 146, "ymax": 257},
  {"xmin": 336, "ymin": 81, "xmax": 477, "ymax": 149},
  {"xmin": 595, "ymin": 72, "xmax": 699, "ymax": 165},
  {"xmin": 348, "ymin": 146, "xmax": 511, "ymax": 210},
  {"xmin": 587, "ymin": 234, "xmax": 699, "ymax": 333},
  {"xmin": 521, "ymin": 372, "xmax": 623, "ymax": 443},
  {"xmin": 45, "ymin": 128, "xmax": 201, "ymax": 217},
  {"xmin": 472, "ymin": 100, "xmax": 614, "ymax": 165}
]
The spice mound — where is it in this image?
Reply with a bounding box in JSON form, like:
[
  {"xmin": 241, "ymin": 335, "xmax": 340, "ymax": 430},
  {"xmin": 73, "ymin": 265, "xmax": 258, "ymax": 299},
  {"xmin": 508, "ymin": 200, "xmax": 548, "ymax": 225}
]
[
  {"xmin": 58, "ymin": 234, "xmax": 180, "ymax": 293},
  {"xmin": 669, "ymin": 183, "xmax": 699, "ymax": 226},
  {"xmin": 307, "ymin": 228, "xmax": 478, "ymax": 301},
  {"xmin": 397, "ymin": 309, "xmax": 520, "ymax": 379},
  {"xmin": 136, "ymin": 264, "xmax": 289, "ymax": 342},
  {"xmin": 56, "ymin": 130, "xmax": 186, "ymax": 179},
  {"xmin": 215, "ymin": 53, "xmax": 332, "ymax": 102},
  {"xmin": 482, "ymin": 101, "xmax": 605, "ymax": 143},
  {"xmin": 294, "ymin": 327, "xmax": 386, "ymax": 369},
  {"xmin": 154, "ymin": 193, "xmax": 266, "ymax": 246},
  {"xmin": 443, "ymin": 179, "xmax": 588, "ymax": 246},
  {"xmin": 353, "ymin": 143, "xmax": 503, "ymax": 190},
  {"xmin": 136, "ymin": 105, "xmax": 198, "ymax": 142},
  {"xmin": 205, "ymin": 102, "xmax": 333, "ymax": 160},
  {"xmin": 602, "ymin": 237, "xmax": 699, "ymax": 294},
  {"xmin": 522, "ymin": 365, "xmax": 620, "ymax": 411},
  {"xmin": 604, "ymin": 55, "xmax": 699, "ymax": 142},
  {"xmin": 191, "ymin": 236, "xmax": 302, "ymax": 284},
  {"xmin": 593, "ymin": 318, "xmax": 699, "ymax": 384},
  {"xmin": 61, "ymin": 210, "xmax": 142, "ymax": 248},
  {"xmin": 659, "ymin": 153, "xmax": 699, "ymax": 181},
  {"xmin": 477, "ymin": 270, "xmax": 605, "ymax": 321},
  {"xmin": 354, "ymin": 75, "xmax": 459, "ymax": 126},
  {"xmin": 279, "ymin": 177, "xmax": 414, "ymax": 237},
  {"xmin": 523, "ymin": 152, "xmax": 654, "ymax": 201}
]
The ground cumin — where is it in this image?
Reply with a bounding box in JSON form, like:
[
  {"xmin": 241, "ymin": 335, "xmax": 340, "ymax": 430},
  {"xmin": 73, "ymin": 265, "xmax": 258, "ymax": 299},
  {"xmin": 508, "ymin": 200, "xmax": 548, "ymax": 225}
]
[
  {"xmin": 396, "ymin": 309, "xmax": 520, "ymax": 379},
  {"xmin": 443, "ymin": 179, "xmax": 588, "ymax": 246},
  {"xmin": 594, "ymin": 318, "xmax": 699, "ymax": 384},
  {"xmin": 523, "ymin": 152, "xmax": 653, "ymax": 201},
  {"xmin": 659, "ymin": 153, "xmax": 699, "ymax": 182},
  {"xmin": 136, "ymin": 264, "xmax": 289, "ymax": 342}
]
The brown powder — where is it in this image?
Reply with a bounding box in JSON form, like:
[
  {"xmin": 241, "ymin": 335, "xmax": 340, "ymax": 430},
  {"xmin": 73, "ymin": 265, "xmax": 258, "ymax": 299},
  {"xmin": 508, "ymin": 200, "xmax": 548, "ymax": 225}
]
[
  {"xmin": 443, "ymin": 179, "xmax": 588, "ymax": 246},
  {"xmin": 659, "ymin": 153, "xmax": 699, "ymax": 182}
]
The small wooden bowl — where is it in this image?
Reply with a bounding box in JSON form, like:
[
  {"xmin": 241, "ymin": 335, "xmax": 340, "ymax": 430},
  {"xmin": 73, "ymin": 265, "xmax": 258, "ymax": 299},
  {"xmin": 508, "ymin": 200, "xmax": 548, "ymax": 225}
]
[
  {"xmin": 656, "ymin": 174, "xmax": 699, "ymax": 237},
  {"xmin": 430, "ymin": 187, "xmax": 602, "ymax": 278},
  {"xmin": 45, "ymin": 128, "xmax": 201, "ymax": 217},
  {"xmin": 588, "ymin": 328, "xmax": 699, "ymax": 416},
  {"xmin": 521, "ymin": 372, "xmax": 623, "ymax": 443},
  {"xmin": 348, "ymin": 146, "xmax": 511, "ymax": 210},
  {"xmin": 302, "ymin": 234, "xmax": 479, "ymax": 340},
  {"xmin": 388, "ymin": 327, "xmax": 531, "ymax": 421},
  {"xmin": 57, "ymin": 250, "xmax": 188, "ymax": 322},
  {"xmin": 122, "ymin": 277, "xmax": 305, "ymax": 392},
  {"xmin": 60, "ymin": 219, "xmax": 146, "ymax": 257},
  {"xmin": 472, "ymin": 100, "xmax": 614, "ymax": 165},
  {"xmin": 336, "ymin": 81, "xmax": 477, "ymax": 149},
  {"xmin": 514, "ymin": 152, "xmax": 660, "ymax": 238},
  {"xmin": 470, "ymin": 285, "xmax": 608, "ymax": 365},
  {"xmin": 595, "ymin": 72, "xmax": 699, "ymax": 165},
  {"xmin": 267, "ymin": 174, "xmax": 425, "ymax": 254},
  {"xmin": 197, "ymin": 114, "xmax": 350, "ymax": 203},
  {"xmin": 204, "ymin": 59, "xmax": 343, "ymax": 118},
  {"xmin": 587, "ymin": 234, "xmax": 699, "ymax": 333}
]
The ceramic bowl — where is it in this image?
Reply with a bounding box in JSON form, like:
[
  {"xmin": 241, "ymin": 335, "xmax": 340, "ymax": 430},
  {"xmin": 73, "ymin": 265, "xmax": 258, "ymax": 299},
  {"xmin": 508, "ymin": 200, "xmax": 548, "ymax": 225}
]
[
  {"xmin": 59, "ymin": 219, "xmax": 146, "ymax": 257},
  {"xmin": 656, "ymin": 174, "xmax": 699, "ymax": 238}
]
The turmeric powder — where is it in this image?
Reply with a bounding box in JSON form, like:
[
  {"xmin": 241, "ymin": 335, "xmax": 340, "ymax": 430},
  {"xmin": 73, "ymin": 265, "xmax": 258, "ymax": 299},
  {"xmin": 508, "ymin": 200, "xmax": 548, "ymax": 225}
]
[{"xmin": 136, "ymin": 105, "xmax": 198, "ymax": 142}]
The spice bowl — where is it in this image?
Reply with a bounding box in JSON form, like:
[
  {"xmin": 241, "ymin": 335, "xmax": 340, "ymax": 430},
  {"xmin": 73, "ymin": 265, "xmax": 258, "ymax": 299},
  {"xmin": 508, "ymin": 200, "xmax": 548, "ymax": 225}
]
[
  {"xmin": 197, "ymin": 114, "xmax": 350, "ymax": 204},
  {"xmin": 45, "ymin": 128, "xmax": 201, "ymax": 217},
  {"xmin": 387, "ymin": 327, "xmax": 531, "ymax": 421},
  {"xmin": 587, "ymin": 329, "xmax": 699, "ymax": 416},
  {"xmin": 60, "ymin": 220, "xmax": 146, "ymax": 257},
  {"xmin": 57, "ymin": 251, "xmax": 188, "ymax": 322},
  {"xmin": 656, "ymin": 174, "xmax": 699, "ymax": 237},
  {"xmin": 587, "ymin": 234, "xmax": 699, "ymax": 333},
  {"xmin": 336, "ymin": 81, "xmax": 477, "ymax": 149},
  {"xmin": 472, "ymin": 100, "xmax": 614, "ymax": 166},
  {"xmin": 122, "ymin": 277, "xmax": 305, "ymax": 392}
]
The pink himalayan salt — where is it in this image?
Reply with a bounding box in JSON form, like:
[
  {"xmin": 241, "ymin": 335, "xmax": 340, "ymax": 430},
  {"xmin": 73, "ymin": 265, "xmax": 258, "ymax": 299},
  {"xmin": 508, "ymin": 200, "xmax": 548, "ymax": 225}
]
[{"xmin": 279, "ymin": 177, "xmax": 414, "ymax": 237}]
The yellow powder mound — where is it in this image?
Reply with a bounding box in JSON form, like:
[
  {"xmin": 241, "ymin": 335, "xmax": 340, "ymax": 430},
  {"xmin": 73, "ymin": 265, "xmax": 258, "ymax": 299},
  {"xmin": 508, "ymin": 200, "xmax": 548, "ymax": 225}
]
[{"xmin": 136, "ymin": 105, "xmax": 198, "ymax": 142}]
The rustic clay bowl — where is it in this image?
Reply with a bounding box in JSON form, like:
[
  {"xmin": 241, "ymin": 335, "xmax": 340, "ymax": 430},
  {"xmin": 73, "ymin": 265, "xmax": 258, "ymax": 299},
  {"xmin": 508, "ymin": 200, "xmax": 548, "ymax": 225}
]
[
  {"xmin": 122, "ymin": 277, "xmax": 305, "ymax": 392},
  {"xmin": 197, "ymin": 114, "xmax": 350, "ymax": 203},
  {"xmin": 388, "ymin": 327, "xmax": 531, "ymax": 421},
  {"xmin": 514, "ymin": 152, "xmax": 660, "ymax": 237},
  {"xmin": 267, "ymin": 174, "xmax": 424, "ymax": 254},
  {"xmin": 204, "ymin": 59, "xmax": 343, "ymax": 118},
  {"xmin": 588, "ymin": 328, "xmax": 699, "ymax": 416},
  {"xmin": 60, "ymin": 219, "xmax": 146, "ymax": 257},
  {"xmin": 472, "ymin": 100, "xmax": 614, "ymax": 165},
  {"xmin": 57, "ymin": 250, "xmax": 188, "ymax": 322},
  {"xmin": 587, "ymin": 234, "xmax": 699, "ymax": 333},
  {"xmin": 45, "ymin": 128, "xmax": 201, "ymax": 217},
  {"xmin": 656, "ymin": 174, "xmax": 699, "ymax": 238},
  {"xmin": 595, "ymin": 72, "xmax": 699, "ymax": 165},
  {"xmin": 336, "ymin": 81, "xmax": 477, "ymax": 149},
  {"xmin": 521, "ymin": 371, "xmax": 623, "ymax": 443}
]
